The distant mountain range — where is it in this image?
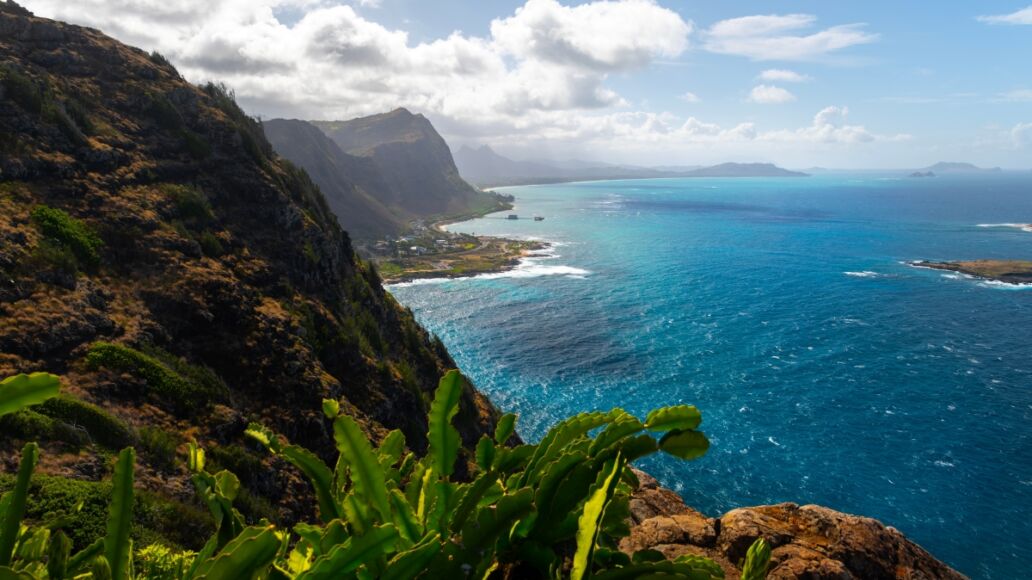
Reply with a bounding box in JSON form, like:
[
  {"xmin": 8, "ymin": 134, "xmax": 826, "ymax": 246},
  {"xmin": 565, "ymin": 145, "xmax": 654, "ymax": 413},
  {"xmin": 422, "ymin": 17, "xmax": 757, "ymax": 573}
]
[
  {"xmin": 453, "ymin": 145, "xmax": 807, "ymax": 186},
  {"xmin": 266, "ymin": 109, "xmax": 510, "ymax": 239}
]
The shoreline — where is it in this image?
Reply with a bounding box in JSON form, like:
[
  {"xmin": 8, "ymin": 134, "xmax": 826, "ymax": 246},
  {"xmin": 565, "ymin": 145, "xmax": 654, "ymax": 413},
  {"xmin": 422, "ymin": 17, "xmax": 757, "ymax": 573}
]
[
  {"xmin": 380, "ymin": 238, "xmax": 551, "ymax": 285},
  {"xmin": 909, "ymin": 259, "xmax": 1032, "ymax": 286}
]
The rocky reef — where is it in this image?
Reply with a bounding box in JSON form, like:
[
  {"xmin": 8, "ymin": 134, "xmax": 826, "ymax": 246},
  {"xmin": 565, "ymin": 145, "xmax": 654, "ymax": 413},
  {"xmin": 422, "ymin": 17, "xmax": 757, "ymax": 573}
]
[{"xmin": 625, "ymin": 471, "xmax": 965, "ymax": 579}]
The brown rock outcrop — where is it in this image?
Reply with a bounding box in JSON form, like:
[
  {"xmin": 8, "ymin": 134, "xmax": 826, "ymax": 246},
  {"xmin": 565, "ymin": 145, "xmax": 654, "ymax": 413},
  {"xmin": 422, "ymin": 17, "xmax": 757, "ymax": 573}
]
[{"xmin": 624, "ymin": 470, "xmax": 965, "ymax": 579}]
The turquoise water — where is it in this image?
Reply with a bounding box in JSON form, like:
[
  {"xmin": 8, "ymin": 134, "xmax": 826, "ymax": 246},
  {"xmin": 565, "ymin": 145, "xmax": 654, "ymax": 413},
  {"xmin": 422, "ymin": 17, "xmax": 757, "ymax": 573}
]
[{"xmin": 388, "ymin": 174, "xmax": 1032, "ymax": 578}]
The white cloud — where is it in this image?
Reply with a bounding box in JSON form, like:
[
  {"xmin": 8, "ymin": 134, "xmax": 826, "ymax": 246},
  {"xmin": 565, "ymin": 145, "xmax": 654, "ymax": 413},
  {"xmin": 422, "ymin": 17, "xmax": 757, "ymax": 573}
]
[
  {"xmin": 977, "ymin": 6, "xmax": 1032, "ymax": 25},
  {"xmin": 759, "ymin": 106, "xmax": 907, "ymax": 144},
  {"xmin": 1012, "ymin": 123, "xmax": 1032, "ymax": 148},
  {"xmin": 748, "ymin": 84, "xmax": 796, "ymax": 104},
  {"xmin": 998, "ymin": 89, "xmax": 1032, "ymax": 102},
  {"xmin": 704, "ymin": 14, "xmax": 877, "ymax": 61},
  {"xmin": 680, "ymin": 91, "xmax": 701, "ymax": 103},
  {"xmin": 758, "ymin": 68, "xmax": 809, "ymax": 82}
]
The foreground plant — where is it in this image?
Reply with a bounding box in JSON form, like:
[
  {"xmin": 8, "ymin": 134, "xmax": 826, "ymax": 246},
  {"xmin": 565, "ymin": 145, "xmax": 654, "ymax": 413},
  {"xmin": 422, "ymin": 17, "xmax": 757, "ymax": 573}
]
[{"xmin": 0, "ymin": 370, "xmax": 771, "ymax": 578}]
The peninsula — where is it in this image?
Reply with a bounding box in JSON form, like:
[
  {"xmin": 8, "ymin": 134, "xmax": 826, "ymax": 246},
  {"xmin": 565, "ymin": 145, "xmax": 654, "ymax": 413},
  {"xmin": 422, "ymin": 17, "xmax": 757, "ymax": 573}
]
[{"xmin": 914, "ymin": 259, "xmax": 1032, "ymax": 285}]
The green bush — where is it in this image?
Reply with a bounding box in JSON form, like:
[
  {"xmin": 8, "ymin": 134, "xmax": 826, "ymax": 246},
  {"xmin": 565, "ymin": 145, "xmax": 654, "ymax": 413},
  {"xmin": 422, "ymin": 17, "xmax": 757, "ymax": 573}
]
[
  {"xmin": 29, "ymin": 238, "xmax": 80, "ymax": 275},
  {"xmin": 158, "ymin": 184, "xmax": 214, "ymax": 225},
  {"xmin": 195, "ymin": 230, "xmax": 224, "ymax": 257},
  {"xmin": 147, "ymin": 92, "xmax": 182, "ymax": 130},
  {"xmin": 138, "ymin": 426, "xmax": 179, "ymax": 472},
  {"xmin": 148, "ymin": 51, "xmax": 173, "ymax": 68},
  {"xmin": 202, "ymin": 81, "xmax": 273, "ymax": 163},
  {"xmin": 1, "ymin": 65, "xmax": 42, "ymax": 114},
  {"xmin": 37, "ymin": 395, "xmax": 135, "ymax": 449},
  {"xmin": 0, "ymin": 473, "xmax": 212, "ymax": 553},
  {"xmin": 179, "ymin": 129, "xmax": 211, "ymax": 160},
  {"xmin": 0, "ymin": 408, "xmax": 89, "ymax": 447},
  {"xmin": 85, "ymin": 342, "xmax": 225, "ymax": 415},
  {"xmin": 30, "ymin": 205, "xmax": 103, "ymax": 270}
]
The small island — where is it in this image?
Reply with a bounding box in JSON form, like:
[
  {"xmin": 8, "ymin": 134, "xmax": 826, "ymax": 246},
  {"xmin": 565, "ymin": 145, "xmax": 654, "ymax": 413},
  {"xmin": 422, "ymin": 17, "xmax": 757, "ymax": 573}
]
[{"xmin": 912, "ymin": 260, "xmax": 1032, "ymax": 285}]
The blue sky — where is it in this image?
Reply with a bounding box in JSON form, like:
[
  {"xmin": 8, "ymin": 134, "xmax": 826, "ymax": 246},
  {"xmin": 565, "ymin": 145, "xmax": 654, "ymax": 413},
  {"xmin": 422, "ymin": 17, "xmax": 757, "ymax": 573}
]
[{"xmin": 25, "ymin": 0, "xmax": 1032, "ymax": 168}]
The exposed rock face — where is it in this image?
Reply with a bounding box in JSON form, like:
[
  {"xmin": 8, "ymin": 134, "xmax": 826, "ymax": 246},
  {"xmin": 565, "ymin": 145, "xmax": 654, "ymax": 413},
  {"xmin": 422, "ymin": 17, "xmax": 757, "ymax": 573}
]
[
  {"xmin": 312, "ymin": 109, "xmax": 505, "ymax": 218},
  {"xmin": 625, "ymin": 471, "xmax": 966, "ymax": 579}
]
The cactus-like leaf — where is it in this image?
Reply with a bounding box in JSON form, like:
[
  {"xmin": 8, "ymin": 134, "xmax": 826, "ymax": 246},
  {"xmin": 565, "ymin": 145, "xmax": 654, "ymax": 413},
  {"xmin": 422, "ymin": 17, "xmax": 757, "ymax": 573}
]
[
  {"xmin": 0, "ymin": 373, "xmax": 60, "ymax": 418},
  {"xmin": 475, "ymin": 436, "xmax": 495, "ymax": 471},
  {"xmin": 248, "ymin": 425, "xmax": 339, "ymax": 523},
  {"xmin": 448, "ymin": 472, "xmax": 499, "ymax": 534},
  {"xmin": 644, "ymin": 405, "xmax": 702, "ymax": 432},
  {"xmin": 334, "ymin": 415, "xmax": 391, "ymax": 522},
  {"xmin": 388, "ymin": 489, "xmax": 422, "ymax": 544},
  {"xmin": 460, "ymin": 487, "xmax": 534, "ymax": 555},
  {"xmin": 588, "ymin": 412, "xmax": 644, "ymax": 455},
  {"xmin": 658, "ymin": 429, "xmax": 709, "ymax": 460},
  {"xmin": 298, "ymin": 524, "xmax": 398, "ymax": 580},
  {"xmin": 381, "ymin": 533, "xmax": 442, "ymax": 580},
  {"xmin": 494, "ymin": 413, "xmax": 517, "ymax": 445},
  {"xmin": 104, "ymin": 448, "xmax": 135, "ymax": 580},
  {"xmin": 0, "ymin": 566, "xmax": 35, "ymax": 579},
  {"xmin": 47, "ymin": 530, "xmax": 72, "ymax": 579},
  {"xmin": 187, "ymin": 442, "xmax": 206, "ymax": 473},
  {"xmin": 428, "ymin": 370, "xmax": 463, "ymax": 479},
  {"xmin": 66, "ymin": 538, "xmax": 104, "ymax": 577},
  {"xmin": 740, "ymin": 538, "xmax": 771, "ymax": 580},
  {"xmin": 377, "ymin": 430, "xmax": 406, "ymax": 469},
  {"xmin": 91, "ymin": 556, "xmax": 113, "ymax": 580},
  {"xmin": 571, "ymin": 454, "xmax": 624, "ymax": 580},
  {"xmin": 214, "ymin": 470, "xmax": 241, "ymax": 502},
  {"xmin": 0, "ymin": 443, "xmax": 38, "ymax": 567},
  {"xmin": 322, "ymin": 398, "xmax": 340, "ymax": 419},
  {"xmin": 192, "ymin": 525, "xmax": 280, "ymax": 580}
]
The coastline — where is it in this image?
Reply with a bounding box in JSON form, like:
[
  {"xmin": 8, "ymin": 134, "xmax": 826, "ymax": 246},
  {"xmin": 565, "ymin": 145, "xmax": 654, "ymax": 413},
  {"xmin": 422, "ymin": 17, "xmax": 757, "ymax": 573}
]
[
  {"xmin": 909, "ymin": 259, "xmax": 1032, "ymax": 286},
  {"xmin": 379, "ymin": 237, "xmax": 550, "ymax": 285}
]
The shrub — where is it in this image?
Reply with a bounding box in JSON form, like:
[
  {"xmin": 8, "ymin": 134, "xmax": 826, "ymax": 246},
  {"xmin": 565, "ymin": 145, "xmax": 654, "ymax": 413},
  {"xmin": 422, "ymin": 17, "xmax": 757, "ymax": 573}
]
[
  {"xmin": 29, "ymin": 238, "xmax": 79, "ymax": 275},
  {"xmin": 179, "ymin": 129, "xmax": 211, "ymax": 160},
  {"xmin": 85, "ymin": 342, "xmax": 225, "ymax": 415},
  {"xmin": 30, "ymin": 205, "xmax": 103, "ymax": 270},
  {"xmin": 64, "ymin": 98, "xmax": 95, "ymax": 135},
  {"xmin": 202, "ymin": 81, "xmax": 273, "ymax": 163},
  {"xmin": 146, "ymin": 92, "xmax": 182, "ymax": 130},
  {"xmin": 1, "ymin": 65, "xmax": 42, "ymax": 114},
  {"xmin": 158, "ymin": 183, "xmax": 214, "ymax": 225},
  {"xmin": 138, "ymin": 426, "xmax": 179, "ymax": 472},
  {"xmin": 0, "ymin": 408, "xmax": 89, "ymax": 447},
  {"xmin": 37, "ymin": 395, "xmax": 135, "ymax": 449},
  {"xmin": 148, "ymin": 51, "xmax": 172, "ymax": 68}
]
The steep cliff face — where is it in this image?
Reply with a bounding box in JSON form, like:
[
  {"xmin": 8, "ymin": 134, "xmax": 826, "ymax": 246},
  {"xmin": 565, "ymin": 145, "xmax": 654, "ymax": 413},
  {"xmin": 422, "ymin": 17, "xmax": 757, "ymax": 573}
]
[
  {"xmin": 263, "ymin": 118, "xmax": 403, "ymax": 239},
  {"xmin": 0, "ymin": 3, "xmax": 498, "ymax": 523},
  {"xmin": 312, "ymin": 109, "xmax": 505, "ymax": 218}
]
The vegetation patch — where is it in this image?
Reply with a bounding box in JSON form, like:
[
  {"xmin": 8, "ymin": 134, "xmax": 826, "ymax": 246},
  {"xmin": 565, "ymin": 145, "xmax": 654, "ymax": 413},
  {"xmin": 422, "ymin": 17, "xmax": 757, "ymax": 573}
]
[
  {"xmin": 202, "ymin": 81, "xmax": 273, "ymax": 164},
  {"xmin": 137, "ymin": 426, "xmax": 179, "ymax": 472},
  {"xmin": 0, "ymin": 408, "xmax": 89, "ymax": 447},
  {"xmin": 37, "ymin": 395, "xmax": 135, "ymax": 450},
  {"xmin": 0, "ymin": 65, "xmax": 43, "ymax": 114},
  {"xmin": 30, "ymin": 205, "xmax": 103, "ymax": 270},
  {"xmin": 0, "ymin": 474, "xmax": 212, "ymax": 552},
  {"xmin": 85, "ymin": 342, "xmax": 225, "ymax": 415}
]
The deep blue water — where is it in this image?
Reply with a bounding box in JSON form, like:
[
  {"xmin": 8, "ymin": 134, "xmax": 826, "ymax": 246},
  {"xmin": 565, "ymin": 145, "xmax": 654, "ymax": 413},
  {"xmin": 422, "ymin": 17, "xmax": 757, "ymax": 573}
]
[{"xmin": 388, "ymin": 174, "xmax": 1032, "ymax": 578}]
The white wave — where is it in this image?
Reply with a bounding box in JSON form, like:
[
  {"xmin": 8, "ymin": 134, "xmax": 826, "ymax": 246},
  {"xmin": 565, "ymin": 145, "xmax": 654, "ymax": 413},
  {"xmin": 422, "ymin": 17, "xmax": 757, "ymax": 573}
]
[
  {"xmin": 475, "ymin": 263, "xmax": 590, "ymax": 280},
  {"xmin": 978, "ymin": 279, "xmax": 1032, "ymax": 290},
  {"xmin": 844, "ymin": 270, "xmax": 880, "ymax": 278},
  {"xmin": 976, "ymin": 223, "xmax": 1032, "ymax": 232}
]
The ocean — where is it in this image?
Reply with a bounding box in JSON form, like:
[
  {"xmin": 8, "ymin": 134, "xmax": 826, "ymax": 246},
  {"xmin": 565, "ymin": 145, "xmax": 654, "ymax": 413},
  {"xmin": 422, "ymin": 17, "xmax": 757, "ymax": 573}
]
[{"xmin": 387, "ymin": 173, "xmax": 1032, "ymax": 578}]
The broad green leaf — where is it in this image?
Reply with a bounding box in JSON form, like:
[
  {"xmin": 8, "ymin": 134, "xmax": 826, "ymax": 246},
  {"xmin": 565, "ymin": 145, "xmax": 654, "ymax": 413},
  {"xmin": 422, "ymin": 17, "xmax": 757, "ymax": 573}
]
[
  {"xmin": 588, "ymin": 412, "xmax": 644, "ymax": 455},
  {"xmin": 659, "ymin": 429, "xmax": 710, "ymax": 460},
  {"xmin": 381, "ymin": 533, "xmax": 442, "ymax": 580},
  {"xmin": 47, "ymin": 530, "xmax": 72, "ymax": 579},
  {"xmin": 322, "ymin": 398, "xmax": 340, "ymax": 419},
  {"xmin": 494, "ymin": 413, "xmax": 517, "ymax": 445},
  {"xmin": 244, "ymin": 423, "xmax": 278, "ymax": 451},
  {"xmin": 0, "ymin": 566, "xmax": 34, "ymax": 579},
  {"xmin": 334, "ymin": 415, "xmax": 391, "ymax": 522},
  {"xmin": 66, "ymin": 538, "xmax": 104, "ymax": 576},
  {"xmin": 377, "ymin": 430, "xmax": 406, "ymax": 469},
  {"xmin": 187, "ymin": 442, "xmax": 206, "ymax": 473},
  {"xmin": 532, "ymin": 451, "xmax": 587, "ymax": 529},
  {"xmin": 460, "ymin": 487, "xmax": 535, "ymax": 555},
  {"xmin": 388, "ymin": 489, "xmax": 422, "ymax": 544},
  {"xmin": 740, "ymin": 538, "xmax": 772, "ymax": 580},
  {"xmin": 448, "ymin": 472, "xmax": 499, "ymax": 534},
  {"xmin": 0, "ymin": 373, "xmax": 60, "ymax": 418},
  {"xmin": 214, "ymin": 470, "xmax": 241, "ymax": 502},
  {"xmin": 342, "ymin": 492, "xmax": 371, "ymax": 536},
  {"xmin": 298, "ymin": 525, "xmax": 398, "ymax": 580},
  {"xmin": 15, "ymin": 527, "xmax": 49, "ymax": 561},
  {"xmin": 279, "ymin": 443, "xmax": 339, "ymax": 523},
  {"xmin": 571, "ymin": 455, "xmax": 624, "ymax": 580},
  {"xmin": 105, "ymin": 448, "xmax": 135, "ymax": 580},
  {"xmin": 0, "ymin": 442, "xmax": 37, "ymax": 567},
  {"xmin": 644, "ymin": 405, "xmax": 702, "ymax": 432},
  {"xmin": 475, "ymin": 436, "xmax": 495, "ymax": 471},
  {"xmin": 192, "ymin": 525, "xmax": 280, "ymax": 580},
  {"xmin": 428, "ymin": 370, "xmax": 463, "ymax": 478}
]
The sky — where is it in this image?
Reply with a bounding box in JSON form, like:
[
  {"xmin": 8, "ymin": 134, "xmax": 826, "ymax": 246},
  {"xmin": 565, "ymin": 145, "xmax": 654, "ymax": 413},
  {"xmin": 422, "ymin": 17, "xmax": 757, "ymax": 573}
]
[{"xmin": 21, "ymin": 0, "xmax": 1032, "ymax": 169}]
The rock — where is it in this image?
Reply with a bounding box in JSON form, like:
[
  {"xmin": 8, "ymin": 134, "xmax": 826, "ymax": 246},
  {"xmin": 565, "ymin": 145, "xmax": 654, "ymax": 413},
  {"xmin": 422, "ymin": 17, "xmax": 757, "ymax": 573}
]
[{"xmin": 626, "ymin": 482, "xmax": 966, "ymax": 579}]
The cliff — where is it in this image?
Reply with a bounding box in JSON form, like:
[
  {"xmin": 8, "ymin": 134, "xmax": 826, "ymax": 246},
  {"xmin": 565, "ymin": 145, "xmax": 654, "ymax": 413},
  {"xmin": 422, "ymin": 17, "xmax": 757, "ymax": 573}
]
[
  {"xmin": 312, "ymin": 109, "xmax": 507, "ymax": 219},
  {"xmin": 263, "ymin": 118, "xmax": 403, "ymax": 238},
  {"xmin": 0, "ymin": 2, "xmax": 498, "ymax": 527}
]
